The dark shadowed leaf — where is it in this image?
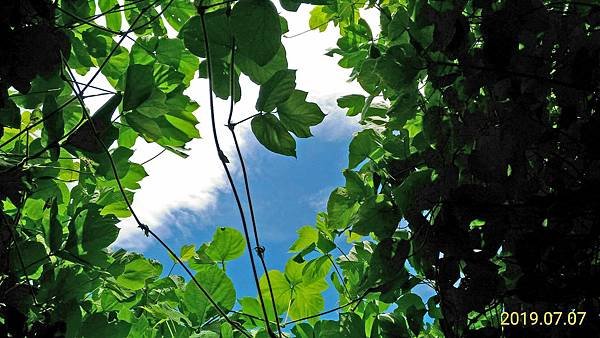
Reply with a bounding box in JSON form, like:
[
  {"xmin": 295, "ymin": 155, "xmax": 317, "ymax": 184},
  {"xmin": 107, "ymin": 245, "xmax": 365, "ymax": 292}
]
[
  {"xmin": 123, "ymin": 64, "xmax": 154, "ymax": 111},
  {"xmin": 251, "ymin": 113, "xmax": 297, "ymax": 157},
  {"xmin": 256, "ymin": 69, "xmax": 296, "ymax": 113},
  {"xmin": 231, "ymin": 0, "xmax": 282, "ymax": 66}
]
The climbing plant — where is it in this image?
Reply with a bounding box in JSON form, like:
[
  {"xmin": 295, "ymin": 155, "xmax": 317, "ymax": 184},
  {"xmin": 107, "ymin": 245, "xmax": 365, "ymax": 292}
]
[{"xmin": 2, "ymin": 0, "xmax": 600, "ymax": 337}]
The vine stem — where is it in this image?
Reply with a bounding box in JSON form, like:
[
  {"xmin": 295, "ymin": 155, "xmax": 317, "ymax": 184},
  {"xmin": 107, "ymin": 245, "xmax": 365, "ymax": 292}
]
[
  {"xmin": 327, "ymin": 254, "xmax": 350, "ymax": 299},
  {"xmin": 282, "ymin": 291, "xmax": 368, "ymax": 327},
  {"xmin": 226, "ymin": 37, "xmax": 283, "ymax": 336},
  {"xmin": 4, "ymin": 193, "xmax": 38, "ymax": 305},
  {"xmin": 229, "ymin": 112, "xmax": 262, "ymax": 126},
  {"xmin": 198, "ymin": 7, "xmax": 278, "ymax": 337}
]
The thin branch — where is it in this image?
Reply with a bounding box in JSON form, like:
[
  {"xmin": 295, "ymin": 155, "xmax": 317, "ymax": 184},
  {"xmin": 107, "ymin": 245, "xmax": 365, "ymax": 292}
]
[
  {"xmin": 127, "ymin": 0, "xmax": 176, "ymax": 33},
  {"xmin": 230, "ymin": 112, "xmax": 262, "ymax": 126},
  {"xmin": 226, "ymin": 39, "xmax": 283, "ymax": 336},
  {"xmin": 140, "ymin": 149, "xmax": 167, "ymax": 165},
  {"xmin": 284, "ymin": 19, "xmax": 334, "ymax": 39},
  {"xmin": 327, "ymin": 254, "xmax": 350, "ymax": 298},
  {"xmin": 82, "ymin": 92, "xmax": 116, "ymax": 99},
  {"xmin": 4, "ymin": 194, "xmax": 38, "ymax": 305},
  {"xmin": 281, "ymin": 292, "xmax": 368, "ymax": 327},
  {"xmin": 63, "ymin": 79, "xmax": 117, "ymax": 94}
]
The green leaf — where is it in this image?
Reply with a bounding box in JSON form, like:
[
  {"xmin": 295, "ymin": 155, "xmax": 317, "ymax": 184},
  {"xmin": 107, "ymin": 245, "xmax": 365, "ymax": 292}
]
[
  {"xmin": 387, "ymin": 7, "xmax": 410, "ymax": 42},
  {"xmin": 82, "ymin": 28, "xmax": 111, "ymax": 58},
  {"xmin": 43, "ymin": 199, "xmax": 63, "ymax": 252},
  {"xmin": 123, "ymin": 92, "xmax": 200, "ymax": 149},
  {"xmin": 259, "ymin": 270, "xmax": 290, "ymax": 314},
  {"xmin": 180, "ymin": 244, "xmax": 196, "ymax": 262},
  {"xmin": 344, "ymin": 169, "xmax": 372, "ymax": 199},
  {"xmin": 251, "ymin": 113, "xmax": 296, "ymax": 157},
  {"xmin": 352, "ymin": 194, "xmax": 401, "ymax": 238},
  {"xmin": 395, "ymin": 293, "xmax": 426, "ymax": 334},
  {"xmin": 289, "ymin": 226, "xmax": 318, "ymax": 253},
  {"xmin": 337, "ymin": 94, "xmax": 365, "ymax": 117},
  {"xmin": 102, "ymin": 46, "xmax": 130, "ymax": 88},
  {"xmin": 41, "ymin": 94, "xmax": 64, "ymax": 160},
  {"xmin": 393, "ymin": 169, "xmax": 433, "ymax": 214},
  {"xmin": 236, "ymin": 47, "xmax": 288, "ymax": 85},
  {"xmin": 231, "ymin": 0, "xmax": 282, "ymax": 66},
  {"xmin": 220, "ymin": 323, "xmax": 233, "ymax": 338},
  {"xmin": 277, "ymin": 90, "xmax": 325, "ymax": 138},
  {"xmin": 98, "ymin": 190, "xmax": 133, "ymax": 218},
  {"xmin": 327, "ymin": 187, "xmax": 358, "ymax": 230},
  {"xmin": 205, "ymin": 227, "xmax": 246, "ymax": 262},
  {"xmin": 239, "ymin": 296, "xmax": 276, "ymax": 322},
  {"xmin": 61, "ymin": 0, "xmax": 95, "ymax": 26},
  {"xmin": 348, "ymin": 129, "xmax": 381, "ymax": 169},
  {"xmin": 153, "ymin": 63, "xmax": 185, "ymax": 93},
  {"xmin": 124, "ymin": 0, "xmax": 166, "ymax": 36},
  {"xmin": 357, "ymin": 59, "xmax": 380, "ymax": 95},
  {"xmin": 134, "ymin": 89, "xmax": 169, "ymax": 118},
  {"xmin": 256, "ymin": 69, "xmax": 296, "ymax": 113},
  {"xmin": 280, "ymin": 0, "xmax": 301, "ymax": 12},
  {"xmin": 309, "ymin": 6, "xmax": 334, "ymax": 32},
  {"xmin": 198, "ymin": 58, "xmax": 241, "ymax": 101},
  {"xmin": 368, "ymin": 238, "xmax": 409, "ymax": 285},
  {"xmin": 179, "ymin": 10, "xmax": 232, "ymax": 59},
  {"xmin": 302, "ymin": 255, "xmax": 332, "ymax": 283},
  {"xmin": 316, "ymin": 232, "xmax": 336, "ymax": 254},
  {"xmin": 163, "ymin": 0, "xmax": 196, "ymax": 31},
  {"xmin": 260, "ymin": 260, "xmax": 328, "ymax": 320},
  {"xmin": 180, "ymin": 11, "xmax": 232, "ymax": 59},
  {"xmin": 0, "ymin": 100, "xmax": 21, "ymax": 128},
  {"xmin": 427, "ymin": 296, "xmax": 443, "ymax": 319},
  {"xmin": 289, "ymin": 278, "xmax": 328, "ymax": 321},
  {"xmin": 116, "ymin": 258, "xmax": 159, "ymax": 290},
  {"xmin": 189, "ymin": 244, "xmax": 214, "ymax": 270},
  {"xmin": 340, "ymin": 313, "xmax": 366, "ymax": 338},
  {"xmin": 123, "ymin": 64, "xmax": 154, "ymax": 111},
  {"xmin": 11, "ymin": 73, "xmax": 64, "ymax": 109},
  {"xmin": 98, "ymin": 0, "xmax": 122, "ymax": 31},
  {"xmin": 10, "ymin": 240, "xmax": 49, "ymax": 277},
  {"xmin": 80, "ymin": 313, "xmax": 131, "ymax": 338},
  {"xmin": 65, "ymin": 93, "xmax": 122, "ymax": 154},
  {"xmin": 184, "ymin": 265, "xmax": 236, "ymax": 323},
  {"xmin": 65, "ymin": 204, "xmax": 120, "ymax": 254}
]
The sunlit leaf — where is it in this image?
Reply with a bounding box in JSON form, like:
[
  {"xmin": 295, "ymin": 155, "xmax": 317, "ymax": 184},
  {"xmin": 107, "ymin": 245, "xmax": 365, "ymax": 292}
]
[{"xmin": 205, "ymin": 227, "xmax": 246, "ymax": 262}]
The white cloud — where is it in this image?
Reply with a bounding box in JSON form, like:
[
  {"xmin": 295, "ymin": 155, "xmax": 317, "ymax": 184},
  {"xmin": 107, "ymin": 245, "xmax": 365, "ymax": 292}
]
[{"xmin": 112, "ymin": 5, "xmax": 379, "ymax": 249}]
